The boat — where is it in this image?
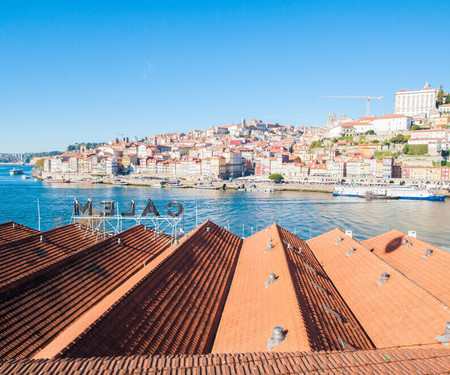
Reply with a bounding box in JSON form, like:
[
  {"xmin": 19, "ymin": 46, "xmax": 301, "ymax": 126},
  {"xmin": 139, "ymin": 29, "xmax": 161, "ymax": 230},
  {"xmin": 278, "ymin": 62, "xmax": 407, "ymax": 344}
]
[
  {"xmin": 44, "ymin": 179, "xmax": 70, "ymax": 183},
  {"xmin": 333, "ymin": 186, "xmax": 446, "ymax": 201},
  {"xmin": 10, "ymin": 168, "xmax": 24, "ymax": 175},
  {"xmin": 152, "ymin": 181, "xmax": 167, "ymax": 188},
  {"xmin": 113, "ymin": 180, "xmax": 129, "ymax": 185},
  {"xmin": 194, "ymin": 184, "xmax": 220, "ymax": 190},
  {"xmin": 81, "ymin": 180, "xmax": 95, "ymax": 184},
  {"xmin": 21, "ymin": 175, "xmax": 30, "ymax": 180},
  {"xmin": 165, "ymin": 183, "xmax": 187, "ymax": 188},
  {"xmin": 244, "ymin": 184, "xmax": 274, "ymax": 193}
]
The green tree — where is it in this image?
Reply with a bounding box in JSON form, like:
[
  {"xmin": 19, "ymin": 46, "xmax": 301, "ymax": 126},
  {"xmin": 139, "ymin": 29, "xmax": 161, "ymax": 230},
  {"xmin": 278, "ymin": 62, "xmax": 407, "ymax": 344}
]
[
  {"xmin": 371, "ymin": 140, "xmax": 379, "ymax": 144},
  {"xmin": 437, "ymin": 86, "xmax": 445, "ymax": 106},
  {"xmin": 269, "ymin": 173, "xmax": 284, "ymax": 183},
  {"xmin": 389, "ymin": 134, "xmax": 407, "ymax": 144},
  {"xmin": 365, "ymin": 130, "xmax": 375, "ymax": 135},
  {"xmin": 411, "ymin": 125, "xmax": 423, "ymax": 131},
  {"xmin": 35, "ymin": 158, "xmax": 44, "ymax": 169},
  {"xmin": 309, "ymin": 140, "xmax": 323, "ymax": 149}
]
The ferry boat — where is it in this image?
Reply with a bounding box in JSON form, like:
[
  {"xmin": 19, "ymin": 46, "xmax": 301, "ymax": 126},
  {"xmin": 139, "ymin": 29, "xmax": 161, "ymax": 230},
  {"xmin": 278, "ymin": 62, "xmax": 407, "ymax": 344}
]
[
  {"xmin": 333, "ymin": 186, "xmax": 446, "ymax": 201},
  {"xmin": 10, "ymin": 168, "xmax": 24, "ymax": 176}
]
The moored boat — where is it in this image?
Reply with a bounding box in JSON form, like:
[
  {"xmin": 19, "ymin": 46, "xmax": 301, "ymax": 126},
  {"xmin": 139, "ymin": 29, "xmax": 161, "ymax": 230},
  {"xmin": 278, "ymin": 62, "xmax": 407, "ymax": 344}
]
[
  {"xmin": 44, "ymin": 179, "xmax": 70, "ymax": 183},
  {"xmin": 10, "ymin": 168, "xmax": 24, "ymax": 175}
]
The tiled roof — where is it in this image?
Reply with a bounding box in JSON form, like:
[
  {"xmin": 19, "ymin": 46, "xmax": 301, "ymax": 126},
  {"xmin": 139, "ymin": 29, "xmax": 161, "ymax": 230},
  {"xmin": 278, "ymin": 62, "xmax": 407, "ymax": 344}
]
[
  {"xmin": 0, "ymin": 225, "xmax": 172, "ymax": 361},
  {"xmin": 277, "ymin": 226, "xmax": 374, "ymax": 351},
  {"xmin": 213, "ymin": 224, "xmax": 373, "ymax": 354},
  {"xmin": 58, "ymin": 221, "xmax": 243, "ymax": 358},
  {"xmin": 1, "ymin": 347, "xmax": 449, "ymax": 374},
  {"xmin": 212, "ymin": 224, "xmax": 310, "ymax": 353},
  {"xmin": 0, "ymin": 221, "xmax": 39, "ymax": 244},
  {"xmin": 0, "ymin": 223, "xmax": 98, "ymax": 295},
  {"xmin": 307, "ymin": 229, "xmax": 449, "ymax": 349},
  {"xmin": 362, "ymin": 229, "xmax": 450, "ymax": 306}
]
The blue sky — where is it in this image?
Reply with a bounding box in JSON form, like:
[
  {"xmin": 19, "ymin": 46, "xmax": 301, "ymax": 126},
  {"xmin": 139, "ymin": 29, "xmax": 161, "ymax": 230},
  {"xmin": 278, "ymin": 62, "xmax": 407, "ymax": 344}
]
[{"xmin": 1, "ymin": 1, "xmax": 449, "ymax": 152}]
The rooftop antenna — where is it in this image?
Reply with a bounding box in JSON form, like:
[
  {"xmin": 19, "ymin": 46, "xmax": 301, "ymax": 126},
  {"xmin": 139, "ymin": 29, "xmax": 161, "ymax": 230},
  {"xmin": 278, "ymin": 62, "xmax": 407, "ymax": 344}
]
[{"xmin": 37, "ymin": 199, "xmax": 41, "ymax": 231}]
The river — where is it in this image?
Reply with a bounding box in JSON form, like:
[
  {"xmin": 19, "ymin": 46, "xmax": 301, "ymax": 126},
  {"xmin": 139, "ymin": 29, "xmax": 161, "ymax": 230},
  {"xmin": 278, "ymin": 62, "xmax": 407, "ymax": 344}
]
[{"xmin": 0, "ymin": 165, "xmax": 448, "ymax": 249}]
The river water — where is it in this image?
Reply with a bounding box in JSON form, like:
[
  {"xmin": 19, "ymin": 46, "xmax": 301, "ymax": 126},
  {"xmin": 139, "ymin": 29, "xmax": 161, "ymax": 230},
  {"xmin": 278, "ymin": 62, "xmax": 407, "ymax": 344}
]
[{"xmin": 0, "ymin": 165, "xmax": 448, "ymax": 249}]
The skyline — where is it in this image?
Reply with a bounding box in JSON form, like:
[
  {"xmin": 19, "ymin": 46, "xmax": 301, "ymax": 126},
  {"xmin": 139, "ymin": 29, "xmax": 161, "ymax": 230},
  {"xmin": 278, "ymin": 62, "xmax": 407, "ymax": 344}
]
[{"xmin": 1, "ymin": 1, "xmax": 450, "ymax": 153}]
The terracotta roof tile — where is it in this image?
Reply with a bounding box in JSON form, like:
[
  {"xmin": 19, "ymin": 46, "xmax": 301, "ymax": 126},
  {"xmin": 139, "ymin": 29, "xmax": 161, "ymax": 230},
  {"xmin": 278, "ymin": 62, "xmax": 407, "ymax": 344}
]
[
  {"xmin": 212, "ymin": 224, "xmax": 310, "ymax": 354},
  {"xmin": 59, "ymin": 221, "xmax": 243, "ymax": 358},
  {"xmin": 0, "ymin": 221, "xmax": 39, "ymax": 244},
  {"xmin": 212, "ymin": 225, "xmax": 373, "ymax": 354},
  {"xmin": 1, "ymin": 348, "xmax": 449, "ymax": 374},
  {"xmin": 307, "ymin": 229, "xmax": 449, "ymax": 349},
  {"xmin": 0, "ymin": 225, "xmax": 172, "ymax": 360},
  {"xmin": 362, "ymin": 230, "xmax": 450, "ymax": 306},
  {"xmin": 0, "ymin": 223, "xmax": 98, "ymax": 295}
]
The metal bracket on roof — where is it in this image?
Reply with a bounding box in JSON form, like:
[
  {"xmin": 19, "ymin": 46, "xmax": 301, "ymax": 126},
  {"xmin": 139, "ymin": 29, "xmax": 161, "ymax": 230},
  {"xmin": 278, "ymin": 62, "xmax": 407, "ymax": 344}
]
[
  {"xmin": 311, "ymin": 281, "xmax": 330, "ymax": 295},
  {"xmin": 376, "ymin": 272, "xmax": 390, "ymax": 286},
  {"xmin": 401, "ymin": 238, "xmax": 408, "ymax": 247},
  {"xmin": 436, "ymin": 322, "xmax": 450, "ymax": 346},
  {"xmin": 346, "ymin": 247, "xmax": 356, "ymax": 257},
  {"xmin": 267, "ymin": 327, "xmax": 286, "ymax": 350},
  {"xmin": 322, "ymin": 304, "xmax": 344, "ymax": 323},
  {"xmin": 303, "ymin": 263, "xmax": 317, "ymax": 275},
  {"xmin": 422, "ymin": 248, "xmax": 433, "ymax": 259},
  {"xmin": 266, "ymin": 240, "xmax": 273, "ymax": 253},
  {"xmin": 335, "ymin": 236, "xmax": 343, "ymax": 245},
  {"xmin": 265, "ymin": 273, "xmax": 278, "ymax": 288},
  {"xmin": 338, "ymin": 338, "xmax": 356, "ymax": 351}
]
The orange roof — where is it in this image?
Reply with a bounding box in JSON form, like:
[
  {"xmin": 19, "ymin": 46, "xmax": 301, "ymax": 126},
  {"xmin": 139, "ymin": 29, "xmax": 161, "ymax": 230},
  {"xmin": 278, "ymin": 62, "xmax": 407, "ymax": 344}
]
[
  {"xmin": 212, "ymin": 224, "xmax": 373, "ymax": 353},
  {"xmin": 307, "ymin": 229, "xmax": 448, "ymax": 348},
  {"xmin": 2, "ymin": 347, "xmax": 449, "ymax": 374},
  {"xmin": 362, "ymin": 230, "xmax": 450, "ymax": 306},
  {"xmin": 212, "ymin": 224, "xmax": 309, "ymax": 353}
]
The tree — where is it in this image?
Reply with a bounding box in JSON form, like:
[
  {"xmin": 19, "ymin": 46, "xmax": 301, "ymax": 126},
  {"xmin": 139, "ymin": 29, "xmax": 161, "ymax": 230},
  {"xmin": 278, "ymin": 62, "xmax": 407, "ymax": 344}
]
[
  {"xmin": 389, "ymin": 134, "xmax": 407, "ymax": 144},
  {"xmin": 371, "ymin": 140, "xmax": 379, "ymax": 144},
  {"xmin": 365, "ymin": 130, "xmax": 375, "ymax": 135},
  {"xmin": 411, "ymin": 125, "xmax": 423, "ymax": 131},
  {"xmin": 269, "ymin": 173, "xmax": 284, "ymax": 183},
  {"xmin": 309, "ymin": 140, "xmax": 323, "ymax": 150},
  {"xmin": 35, "ymin": 158, "xmax": 44, "ymax": 169}
]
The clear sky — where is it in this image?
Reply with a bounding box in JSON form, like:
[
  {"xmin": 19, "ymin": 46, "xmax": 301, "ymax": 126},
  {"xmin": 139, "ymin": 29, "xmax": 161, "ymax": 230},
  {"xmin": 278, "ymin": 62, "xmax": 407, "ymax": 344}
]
[{"xmin": 1, "ymin": 0, "xmax": 449, "ymax": 152}]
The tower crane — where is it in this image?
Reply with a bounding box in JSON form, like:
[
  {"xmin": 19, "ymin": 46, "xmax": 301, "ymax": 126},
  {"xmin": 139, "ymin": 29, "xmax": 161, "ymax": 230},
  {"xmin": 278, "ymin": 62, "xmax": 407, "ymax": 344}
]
[{"xmin": 319, "ymin": 95, "xmax": 383, "ymax": 116}]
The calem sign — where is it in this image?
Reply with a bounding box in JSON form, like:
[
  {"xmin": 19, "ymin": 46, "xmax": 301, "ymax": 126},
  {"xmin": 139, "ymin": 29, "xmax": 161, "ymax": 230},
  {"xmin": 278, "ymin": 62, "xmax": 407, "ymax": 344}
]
[{"xmin": 73, "ymin": 199, "xmax": 184, "ymax": 217}]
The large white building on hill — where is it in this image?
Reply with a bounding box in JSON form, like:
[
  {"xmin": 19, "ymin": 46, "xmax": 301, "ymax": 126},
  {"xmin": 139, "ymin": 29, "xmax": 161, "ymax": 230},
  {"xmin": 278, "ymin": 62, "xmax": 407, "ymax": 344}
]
[{"xmin": 394, "ymin": 82, "xmax": 438, "ymax": 119}]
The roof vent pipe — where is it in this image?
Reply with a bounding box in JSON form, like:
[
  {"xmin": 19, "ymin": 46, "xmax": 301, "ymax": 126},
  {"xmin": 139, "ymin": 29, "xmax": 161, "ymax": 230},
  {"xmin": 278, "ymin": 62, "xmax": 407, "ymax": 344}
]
[
  {"xmin": 12, "ymin": 223, "xmax": 15, "ymax": 228},
  {"xmin": 335, "ymin": 236, "xmax": 343, "ymax": 246},
  {"xmin": 206, "ymin": 227, "xmax": 210, "ymax": 232},
  {"xmin": 346, "ymin": 247, "xmax": 356, "ymax": 257},
  {"xmin": 401, "ymin": 238, "xmax": 408, "ymax": 246},
  {"xmin": 423, "ymin": 248, "xmax": 433, "ymax": 259},
  {"xmin": 267, "ymin": 327, "xmax": 286, "ymax": 350},
  {"xmin": 118, "ymin": 238, "xmax": 122, "ymax": 246},
  {"xmin": 40, "ymin": 235, "xmax": 44, "ymax": 242},
  {"xmin": 265, "ymin": 273, "xmax": 278, "ymax": 288},
  {"xmin": 408, "ymin": 231, "xmax": 417, "ymax": 238},
  {"xmin": 345, "ymin": 230, "xmax": 353, "ymax": 238},
  {"xmin": 377, "ymin": 272, "xmax": 390, "ymax": 286},
  {"xmin": 436, "ymin": 322, "xmax": 450, "ymax": 345},
  {"xmin": 266, "ymin": 241, "xmax": 273, "ymax": 252}
]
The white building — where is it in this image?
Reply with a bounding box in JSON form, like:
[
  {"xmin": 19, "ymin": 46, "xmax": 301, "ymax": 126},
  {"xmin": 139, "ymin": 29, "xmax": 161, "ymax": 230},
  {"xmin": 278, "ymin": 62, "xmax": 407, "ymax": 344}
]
[
  {"xmin": 394, "ymin": 82, "xmax": 438, "ymax": 119},
  {"xmin": 439, "ymin": 103, "xmax": 450, "ymax": 115},
  {"xmin": 408, "ymin": 129, "xmax": 449, "ymax": 151}
]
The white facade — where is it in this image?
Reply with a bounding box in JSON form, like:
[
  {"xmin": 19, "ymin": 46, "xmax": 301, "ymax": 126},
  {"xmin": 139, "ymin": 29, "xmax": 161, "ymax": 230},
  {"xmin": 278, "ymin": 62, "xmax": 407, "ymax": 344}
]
[
  {"xmin": 394, "ymin": 82, "xmax": 437, "ymax": 118},
  {"xmin": 371, "ymin": 115, "xmax": 411, "ymax": 133}
]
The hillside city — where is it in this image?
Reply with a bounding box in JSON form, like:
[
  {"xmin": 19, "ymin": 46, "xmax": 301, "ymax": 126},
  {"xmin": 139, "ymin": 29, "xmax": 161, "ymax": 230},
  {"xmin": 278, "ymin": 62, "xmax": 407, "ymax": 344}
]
[{"xmin": 35, "ymin": 82, "xmax": 450, "ymax": 184}]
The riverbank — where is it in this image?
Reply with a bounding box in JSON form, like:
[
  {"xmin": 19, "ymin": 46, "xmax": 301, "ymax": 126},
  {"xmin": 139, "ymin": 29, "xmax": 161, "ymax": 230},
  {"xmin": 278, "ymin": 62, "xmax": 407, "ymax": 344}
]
[{"xmin": 34, "ymin": 170, "xmax": 450, "ymax": 196}]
